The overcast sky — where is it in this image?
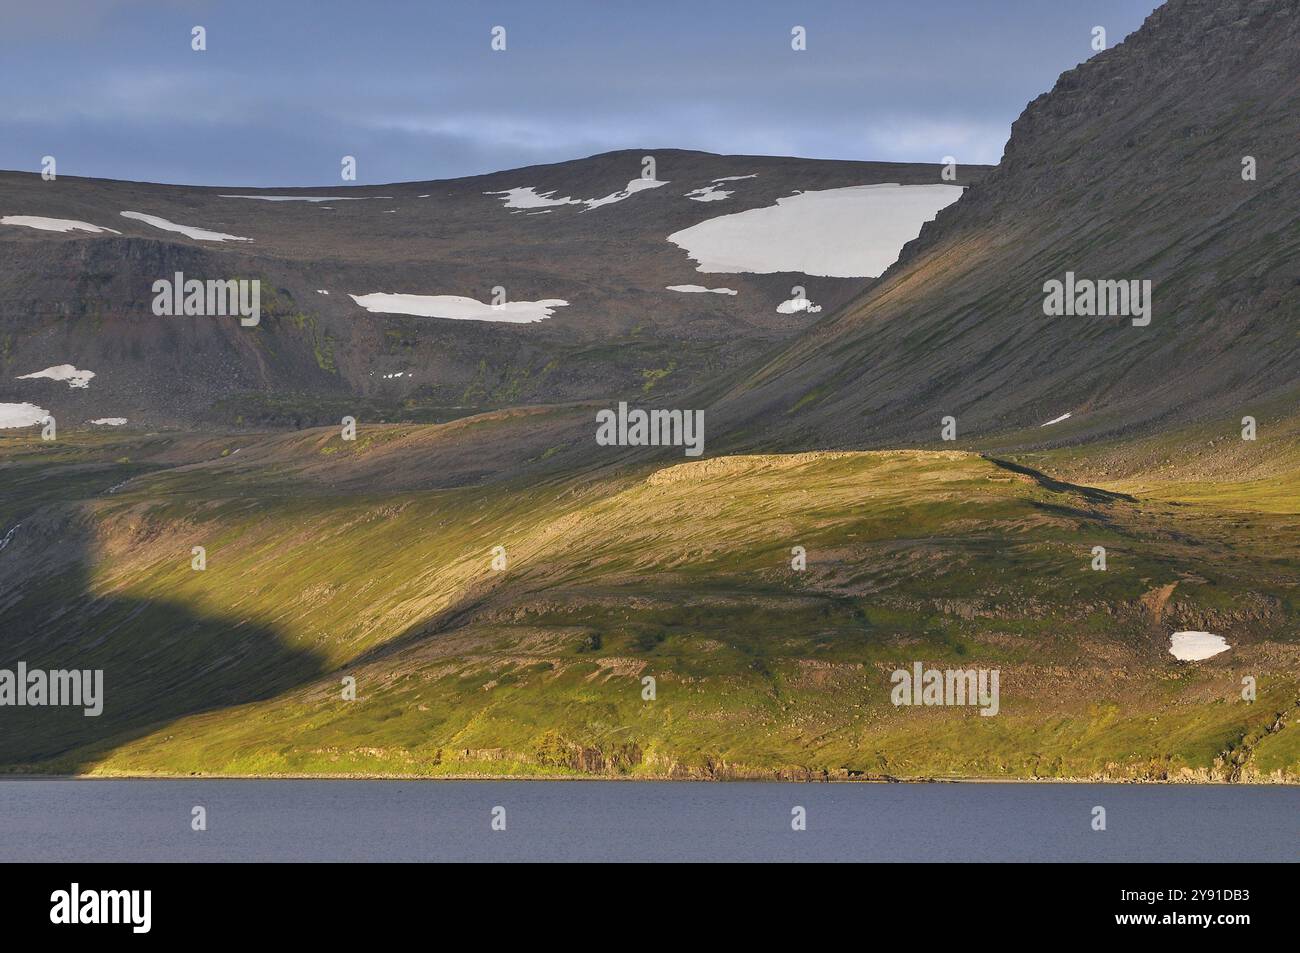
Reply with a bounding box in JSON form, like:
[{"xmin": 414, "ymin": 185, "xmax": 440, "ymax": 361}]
[{"xmin": 0, "ymin": 0, "xmax": 1161, "ymax": 186}]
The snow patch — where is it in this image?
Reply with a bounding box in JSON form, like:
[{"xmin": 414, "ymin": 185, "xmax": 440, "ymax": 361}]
[
  {"xmin": 120, "ymin": 211, "xmax": 251, "ymax": 243},
  {"xmin": 88, "ymin": 417, "xmax": 127, "ymax": 426},
  {"xmin": 0, "ymin": 403, "xmax": 49, "ymax": 428},
  {"xmin": 1, "ymin": 216, "xmax": 120, "ymax": 234},
  {"xmin": 667, "ymin": 183, "xmax": 963, "ymax": 278},
  {"xmin": 316, "ymin": 289, "xmax": 330, "ymax": 295},
  {"xmin": 666, "ymin": 284, "xmax": 737, "ymax": 295},
  {"xmin": 777, "ymin": 296, "xmax": 821, "ymax": 314},
  {"xmin": 686, "ymin": 175, "xmax": 757, "ymax": 203},
  {"xmin": 1169, "ymin": 631, "xmax": 1230, "ymax": 661},
  {"xmin": 349, "ymin": 293, "xmax": 568, "ymax": 324},
  {"xmin": 686, "ymin": 185, "xmax": 734, "ymax": 202},
  {"xmin": 486, "ymin": 178, "xmax": 668, "ymax": 212},
  {"xmin": 17, "ymin": 364, "xmax": 95, "ymax": 389},
  {"xmin": 583, "ymin": 177, "xmax": 667, "ymax": 210},
  {"xmin": 1040, "ymin": 412, "xmax": 1073, "ymax": 427},
  {"xmin": 486, "ymin": 187, "xmax": 579, "ymax": 210}
]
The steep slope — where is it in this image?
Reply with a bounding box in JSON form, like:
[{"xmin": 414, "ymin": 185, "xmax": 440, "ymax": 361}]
[
  {"xmin": 3, "ymin": 431, "xmax": 1295, "ymax": 780},
  {"xmin": 0, "ymin": 151, "xmax": 986, "ymax": 431},
  {"xmin": 710, "ymin": 0, "xmax": 1300, "ymax": 452}
]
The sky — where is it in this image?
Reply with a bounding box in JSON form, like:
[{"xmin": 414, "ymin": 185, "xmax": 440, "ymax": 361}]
[{"xmin": 0, "ymin": 0, "xmax": 1162, "ymax": 186}]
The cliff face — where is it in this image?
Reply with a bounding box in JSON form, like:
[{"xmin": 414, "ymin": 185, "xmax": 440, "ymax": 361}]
[{"xmin": 713, "ymin": 0, "xmax": 1300, "ymax": 451}]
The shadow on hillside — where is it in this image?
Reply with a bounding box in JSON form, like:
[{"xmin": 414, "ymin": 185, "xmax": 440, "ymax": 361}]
[
  {"xmin": 0, "ymin": 503, "xmax": 328, "ymax": 772},
  {"xmin": 985, "ymin": 457, "xmax": 1138, "ymax": 504}
]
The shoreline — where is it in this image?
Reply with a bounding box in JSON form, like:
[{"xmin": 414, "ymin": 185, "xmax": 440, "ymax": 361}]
[{"xmin": 1, "ymin": 771, "xmax": 1294, "ymax": 786}]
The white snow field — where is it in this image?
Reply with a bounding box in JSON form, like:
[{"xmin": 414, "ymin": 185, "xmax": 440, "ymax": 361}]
[
  {"xmin": 1169, "ymin": 631, "xmax": 1230, "ymax": 661},
  {"xmin": 667, "ymin": 183, "xmax": 963, "ymax": 278},
  {"xmin": 88, "ymin": 418, "xmax": 128, "ymax": 426},
  {"xmin": 666, "ymin": 285, "xmax": 737, "ymax": 295},
  {"xmin": 0, "ymin": 403, "xmax": 50, "ymax": 428},
  {"xmin": 1, "ymin": 216, "xmax": 120, "ymax": 234},
  {"xmin": 486, "ymin": 178, "xmax": 668, "ymax": 212},
  {"xmin": 349, "ymin": 293, "xmax": 569, "ymax": 324},
  {"xmin": 121, "ymin": 211, "xmax": 251, "ymax": 242},
  {"xmin": 1040, "ymin": 412, "xmax": 1073, "ymax": 427},
  {"xmin": 776, "ymin": 296, "xmax": 822, "ymax": 314},
  {"xmin": 16, "ymin": 364, "xmax": 95, "ymax": 388}
]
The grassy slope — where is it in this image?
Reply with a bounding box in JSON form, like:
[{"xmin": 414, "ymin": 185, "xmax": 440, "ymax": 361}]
[{"xmin": 2, "ymin": 427, "xmax": 1295, "ymax": 781}]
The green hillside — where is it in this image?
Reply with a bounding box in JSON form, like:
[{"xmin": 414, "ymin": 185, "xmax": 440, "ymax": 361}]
[{"xmin": 2, "ymin": 427, "xmax": 1294, "ymax": 781}]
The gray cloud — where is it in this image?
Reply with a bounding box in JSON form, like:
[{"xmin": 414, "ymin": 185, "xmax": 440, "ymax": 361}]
[{"xmin": 0, "ymin": 0, "xmax": 1161, "ymax": 185}]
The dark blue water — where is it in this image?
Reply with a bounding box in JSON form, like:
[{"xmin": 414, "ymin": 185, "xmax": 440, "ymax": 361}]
[{"xmin": 0, "ymin": 779, "xmax": 1294, "ymax": 862}]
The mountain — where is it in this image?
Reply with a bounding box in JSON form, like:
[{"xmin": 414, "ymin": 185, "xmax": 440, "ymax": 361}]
[
  {"xmin": 1, "ymin": 0, "xmax": 1296, "ymax": 783},
  {"xmin": 0, "ymin": 151, "xmax": 985, "ymax": 430},
  {"xmin": 709, "ymin": 0, "xmax": 1300, "ymax": 452}
]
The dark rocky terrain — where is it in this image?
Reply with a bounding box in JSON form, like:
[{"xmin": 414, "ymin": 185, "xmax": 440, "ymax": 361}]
[
  {"xmin": 0, "ymin": 151, "xmax": 984, "ymax": 430},
  {"xmin": 709, "ymin": 0, "xmax": 1299, "ymax": 452}
]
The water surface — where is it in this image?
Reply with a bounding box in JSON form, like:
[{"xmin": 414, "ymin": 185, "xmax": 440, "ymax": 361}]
[{"xmin": 0, "ymin": 779, "xmax": 1294, "ymax": 862}]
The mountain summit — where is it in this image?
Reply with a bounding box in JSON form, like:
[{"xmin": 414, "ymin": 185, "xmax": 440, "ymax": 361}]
[{"xmin": 712, "ymin": 0, "xmax": 1299, "ymax": 451}]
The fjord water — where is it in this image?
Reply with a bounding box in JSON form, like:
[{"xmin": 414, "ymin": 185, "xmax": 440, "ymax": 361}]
[{"xmin": 1, "ymin": 780, "xmax": 1295, "ymax": 862}]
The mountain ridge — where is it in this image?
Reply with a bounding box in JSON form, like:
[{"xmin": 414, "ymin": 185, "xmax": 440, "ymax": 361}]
[
  {"xmin": 0, "ymin": 150, "xmax": 987, "ymax": 431},
  {"xmin": 707, "ymin": 0, "xmax": 1299, "ymax": 453}
]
